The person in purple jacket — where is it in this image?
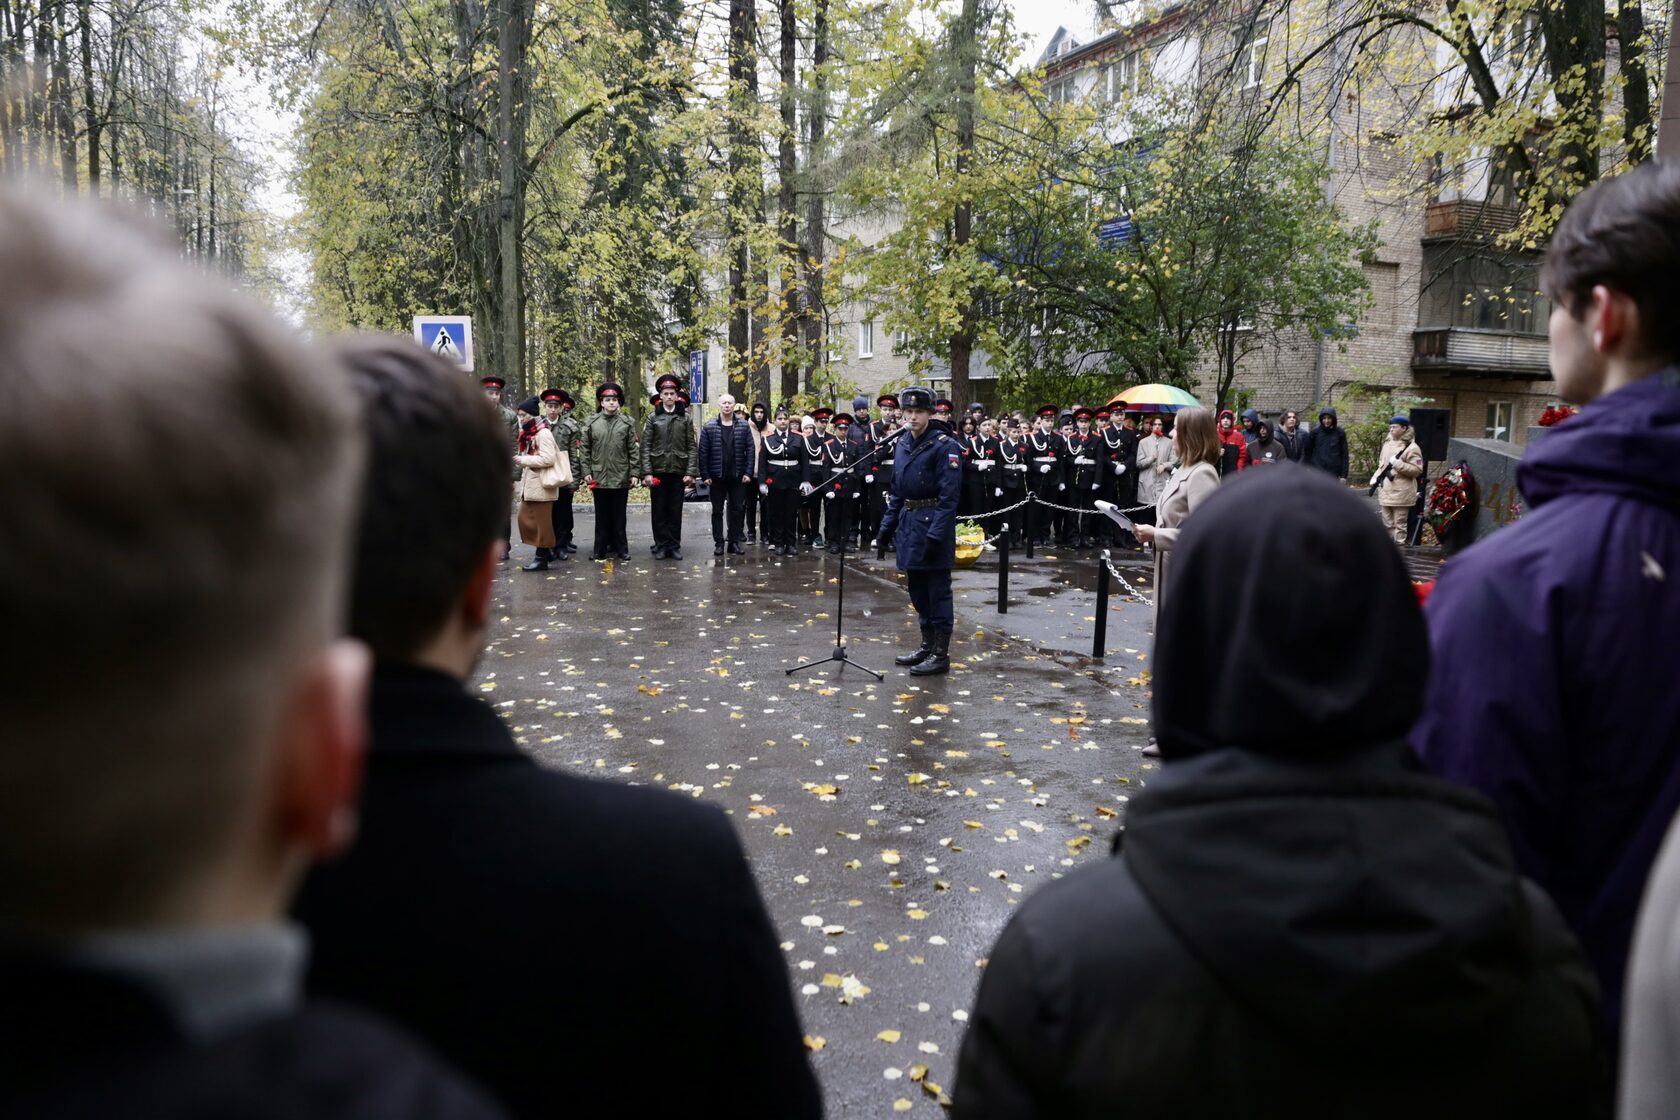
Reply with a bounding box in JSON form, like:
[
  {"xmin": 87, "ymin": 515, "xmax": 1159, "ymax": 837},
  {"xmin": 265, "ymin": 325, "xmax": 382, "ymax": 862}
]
[{"xmin": 1412, "ymin": 159, "xmax": 1680, "ymax": 1045}]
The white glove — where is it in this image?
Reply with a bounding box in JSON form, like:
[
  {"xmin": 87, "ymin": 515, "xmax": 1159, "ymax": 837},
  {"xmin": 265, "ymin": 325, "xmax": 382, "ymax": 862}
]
[
  {"xmin": 824, "ymin": 489, "xmax": 835, "ymax": 500},
  {"xmin": 1058, "ymin": 483, "xmax": 1066, "ymax": 491},
  {"xmin": 995, "ymin": 488, "xmax": 1003, "ymax": 497},
  {"xmin": 1387, "ymin": 455, "xmax": 1401, "ymax": 467},
  {"xmin": 1116, "ymin": 464, "xmax": 1127, "ymax": 475},
  {"xmin": 977, "ymin": 460, "xmax": 992, "ymax": 471},
  {"xmin": 800, "ymin": 482, "xmax": 813, "ymax": 496},
  {"xmin": 1092, "ymin": 483, "xmax": 1100, "ymax": 491},
  {"xmin": 1039, "ymin": 464, "xmax": 1051, "ymax": 474},
  {"xmin": 759, "ymin": 483, "xmax": 769, "ymax": 496},
  {"xmin": 864, "ymin": 474, "xmax": 875, "ymax": 483}
]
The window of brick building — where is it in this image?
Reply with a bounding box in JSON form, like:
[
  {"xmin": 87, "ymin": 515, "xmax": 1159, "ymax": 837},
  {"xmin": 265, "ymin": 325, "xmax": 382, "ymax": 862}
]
[{"xmin": 1485, "ymin": 401, "xmax": 1514, "ymax": 441}]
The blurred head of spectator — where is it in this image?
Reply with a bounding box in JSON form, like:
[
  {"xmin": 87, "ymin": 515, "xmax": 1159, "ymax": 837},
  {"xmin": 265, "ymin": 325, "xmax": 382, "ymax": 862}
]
[{"xmin": 0, "ymin": 190, "xmax": 368, "ymax": 941}]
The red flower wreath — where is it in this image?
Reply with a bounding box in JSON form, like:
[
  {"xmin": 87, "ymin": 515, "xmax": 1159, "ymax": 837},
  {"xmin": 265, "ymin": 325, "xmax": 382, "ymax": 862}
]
[
  {"xmin": 1427, "ymin": 462, "xmax": 1474, "ymax": 536},
  {"xmin": 1538, "ymin": 405, "xmax": 1579, "ymax": 427}
]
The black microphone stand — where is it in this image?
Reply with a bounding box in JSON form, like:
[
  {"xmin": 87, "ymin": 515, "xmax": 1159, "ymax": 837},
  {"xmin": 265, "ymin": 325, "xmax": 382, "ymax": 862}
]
[{"xmin": 787, "ymin": 428, "xmax": 906, "ymax": 681}]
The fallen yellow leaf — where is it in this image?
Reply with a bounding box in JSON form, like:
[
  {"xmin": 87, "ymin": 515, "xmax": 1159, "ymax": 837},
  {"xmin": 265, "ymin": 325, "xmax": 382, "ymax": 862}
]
[
  {"xmin": 877, "ymin": 1029, "xmax": 902, "ymax": 1043},
  {"xmin": 804, "ymin": 1035, "xmax": 826, "ymax": 1052},
  {"xmin": 893, "ymin": 1100, "xmax": 913, "ymax": 1113},
  {"xmin": 881, "ymin": 849, "xmax": 902, "ymax": 865}
]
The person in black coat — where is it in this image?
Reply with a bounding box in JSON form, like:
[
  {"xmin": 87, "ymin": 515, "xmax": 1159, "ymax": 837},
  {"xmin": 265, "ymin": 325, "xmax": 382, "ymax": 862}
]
[
  {"xmin": 293, "ymin": 338, "xmax": 822, "ymax": 1120},
  {"xmin": 1301, "ymin": 406, "xmax": 1350, "ymax": 480},
  {"xmin": 953, "ymin": 466, "xmax": 1606, "ymax": 1120}
]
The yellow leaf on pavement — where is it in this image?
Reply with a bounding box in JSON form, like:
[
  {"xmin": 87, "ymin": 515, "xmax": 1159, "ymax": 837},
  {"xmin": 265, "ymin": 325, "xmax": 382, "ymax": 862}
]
[{"xmin": 877, "ymin": 1030, "xmax": 902, "ymax": 1043}]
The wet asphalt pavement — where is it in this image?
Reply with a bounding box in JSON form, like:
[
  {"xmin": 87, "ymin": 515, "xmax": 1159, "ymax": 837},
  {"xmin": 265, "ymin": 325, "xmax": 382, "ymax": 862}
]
[{"xmin": 478, "ymin": 504, "xmax": 1157, "ymax": 1117}]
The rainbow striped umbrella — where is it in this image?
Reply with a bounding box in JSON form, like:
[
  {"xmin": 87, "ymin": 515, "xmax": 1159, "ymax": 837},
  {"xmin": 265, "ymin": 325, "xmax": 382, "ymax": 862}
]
[{"xmin": 1105, "ymin": 383, "xmax": 1201, "ymax": 413}]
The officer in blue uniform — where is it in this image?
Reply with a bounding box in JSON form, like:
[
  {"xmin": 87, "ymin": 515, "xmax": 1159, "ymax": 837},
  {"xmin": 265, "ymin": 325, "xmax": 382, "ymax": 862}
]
[{"xmin": 877, "ymin": 386, "xmax": 961, "ymax": 676}]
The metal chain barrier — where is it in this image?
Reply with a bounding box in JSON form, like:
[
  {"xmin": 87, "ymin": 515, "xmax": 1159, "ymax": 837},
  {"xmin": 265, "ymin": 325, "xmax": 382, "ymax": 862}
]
[{"xmin": 1103, "ymin": 550, "xmax": 1155, "ymax": 609}]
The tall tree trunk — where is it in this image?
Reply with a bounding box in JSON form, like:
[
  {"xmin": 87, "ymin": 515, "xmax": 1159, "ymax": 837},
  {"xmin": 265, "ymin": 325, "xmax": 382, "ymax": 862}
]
[
  {"xmin": 1538, "ymin": 0, "xmax": 1606, "ymax": 200},
  {"xmin": 776, "ymin": 0, "xmax": 799, "ymax": 402},
  {"xmin": 948, "ymin": 0, "xmax": 979, "ymax": 410},
  {"xmin": 77, "ymin": 0, "xmax": 95, "ymax": 188},
  {"xmin": 495, "ymin": 0, "xmax": 528, "ymax": 397},
  {"xmin": 1617, "ymin": 0, "xmax": 1652, "ymax": 162},
  {"xmin": 50, "ymin": 0, "xmax": 74, "ymax": 188},
  {"xmin": 801, "ymin": 0, "xmax": 828, "ymax": 397},
  {"xmin": 725, "ymin": 0, "xmax": 757, "ymax": 401}
]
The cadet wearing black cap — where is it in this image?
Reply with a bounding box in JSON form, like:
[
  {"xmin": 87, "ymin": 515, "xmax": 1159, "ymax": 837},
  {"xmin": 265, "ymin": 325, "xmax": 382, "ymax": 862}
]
[
  {"xmin": 868, "ymin": 394, "xmax": 902, "ymax": 548},
  {"xmin": 1062, "ymin": 407, "xmax": 1101, "ymax": 548},
  {"xmin": 1025, "ymin": 405, "xmax": 1063, "ymax": 546},
  {"xmin": 641, "ymin": 373, "xmax": 697, "ymax": 560},
  {"xmin": 541, "ymin": 388, "xmax": 578, "ymax": 558},
  {"xmin": 878, "ymin": 386, "xmax": 961, "ymax": 676},
  {"xmin": 759, "ymin": 404, "xmax": 804, "ymax": 556}
]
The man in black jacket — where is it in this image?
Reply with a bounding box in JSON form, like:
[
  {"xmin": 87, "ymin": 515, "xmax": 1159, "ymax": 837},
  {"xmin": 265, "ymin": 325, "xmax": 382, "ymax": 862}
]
[
  {"xmin": 1301, "ymin": 406, "xmax": 1350, "ymax": 481},
  {"xmin": 0, "ymin": 194, "xmax": 497, "ymax": 1120},
  {"xmin": 953, "ymin": 467, "xmax": 1604, "ymax": 1120},
  {"xmin": 294, "ymin": 337, "xmax": 822, "ymax": 1120}
]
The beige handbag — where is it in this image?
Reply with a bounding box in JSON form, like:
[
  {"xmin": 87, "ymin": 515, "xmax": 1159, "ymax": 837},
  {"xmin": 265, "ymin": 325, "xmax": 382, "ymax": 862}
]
[{"xmin": 540, "ymin": 450, "xmax": 573, "ymax": 491}]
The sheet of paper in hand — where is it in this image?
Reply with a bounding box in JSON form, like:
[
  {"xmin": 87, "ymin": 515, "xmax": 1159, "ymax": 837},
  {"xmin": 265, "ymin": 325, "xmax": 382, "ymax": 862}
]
[{"xmin": 1094, "ymin": 500, "xmax": 1134, "ymax": 533}]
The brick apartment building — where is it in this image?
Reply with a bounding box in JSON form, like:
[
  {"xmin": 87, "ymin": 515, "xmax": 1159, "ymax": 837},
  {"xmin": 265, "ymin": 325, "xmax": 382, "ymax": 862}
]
[{"xmin": 806, "ymin": 5, "xmax": 1568, "ymax": 446}]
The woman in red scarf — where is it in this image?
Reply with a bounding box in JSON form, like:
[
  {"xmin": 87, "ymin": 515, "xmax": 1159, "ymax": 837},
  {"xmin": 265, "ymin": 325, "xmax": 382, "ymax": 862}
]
[{"xmin": 513, "ymin": 397, "xmax": 562, "ymax": 571}]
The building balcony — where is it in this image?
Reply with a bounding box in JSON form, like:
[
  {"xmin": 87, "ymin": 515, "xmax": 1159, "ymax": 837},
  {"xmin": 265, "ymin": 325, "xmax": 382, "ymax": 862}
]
[
  {"xmin": 1423, "ymin": 200, "xmax": 1525, "ymax": 242},
  {"xmin": 1412, "ymin": 327, "xmax": 1551, "ymax": 380}
]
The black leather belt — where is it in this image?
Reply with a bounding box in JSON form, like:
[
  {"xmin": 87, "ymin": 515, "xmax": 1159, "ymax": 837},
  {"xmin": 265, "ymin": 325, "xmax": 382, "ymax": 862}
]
[{"xmin": 903, "ymin": 498, "xmax": 938, "ymax": 509}]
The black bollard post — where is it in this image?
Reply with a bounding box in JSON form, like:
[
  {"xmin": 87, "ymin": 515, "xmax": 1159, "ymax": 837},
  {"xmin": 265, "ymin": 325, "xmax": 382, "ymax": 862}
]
[
  {"xmin": 1093, "ymin": 549, "xmax": 1111, "ymax": 659},
  {"xmin": 997, "ymin": 526, "xmax": 1010, "ymax": 614},
  {"xmin": 1024, "ymin": 493, "xmax": 1035, "ymax": 559}
]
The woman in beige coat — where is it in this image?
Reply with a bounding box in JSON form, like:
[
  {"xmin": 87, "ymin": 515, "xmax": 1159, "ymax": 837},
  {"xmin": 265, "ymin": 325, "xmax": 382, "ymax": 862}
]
[
  {"xmin": 514, "ymin": 397, "xmax": 562, "ymax": 571},
  {"xmin": 1135, "ymin": 406, "xmax": 1220, "ymax": 624},
  {"xmin": 1133, "ymin": 415, "xmax": 1176, "ymax": 516}
]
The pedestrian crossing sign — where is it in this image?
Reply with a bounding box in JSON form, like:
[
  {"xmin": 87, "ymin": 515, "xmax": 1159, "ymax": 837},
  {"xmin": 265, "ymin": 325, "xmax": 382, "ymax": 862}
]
[{"xmin": 412, "ymin": 316, "xmax": 475, "ymax": 372}]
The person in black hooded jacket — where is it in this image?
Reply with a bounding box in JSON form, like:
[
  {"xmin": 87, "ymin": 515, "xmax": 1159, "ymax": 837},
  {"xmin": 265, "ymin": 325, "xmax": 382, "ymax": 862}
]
[
  {"xmin": 952, "ymin": 465, "xmax": 1606, "ymax": 1120},
  {"xmin": 1301, "ymin": 406, "xmax": 1349, "ymax": 480}
]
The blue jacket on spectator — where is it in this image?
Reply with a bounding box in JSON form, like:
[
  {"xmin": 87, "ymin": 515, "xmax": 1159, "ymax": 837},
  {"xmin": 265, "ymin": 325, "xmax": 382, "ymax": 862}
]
[
  {"xmin": 1412, "ymin": 368, "xmax": 1680, "ymax": 1042},
  {"xmin": 697, "ymin": 415, "xmax": 758, "ymax": 482}
]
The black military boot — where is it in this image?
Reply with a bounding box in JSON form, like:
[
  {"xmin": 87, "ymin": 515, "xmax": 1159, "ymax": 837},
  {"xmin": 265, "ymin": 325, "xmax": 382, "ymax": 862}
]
[
  {"xmin": 910, "ymin": 628, "xmax": 951, "ymax": 676},
  {"xmin": 521, "ymin": 548, "xmax": 551, "ymax": 572},
  {"xmin": 895, "ymin": 625, "xmax": 933, "ymax": 667}
]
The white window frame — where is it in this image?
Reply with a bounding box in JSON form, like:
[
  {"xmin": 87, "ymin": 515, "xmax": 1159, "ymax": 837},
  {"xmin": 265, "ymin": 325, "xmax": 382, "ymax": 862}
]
[
  {"xmin": 858, "ymin": 320, "xmax": 875, "ymax": 359},
  {"xmin": 1485, "ymin": 400, "xmax": 1514, "ymax": 442},
  {"xmin": 892, "ymin": 330, "xmax": 910, "ymax": 355},
  {"xmin": 1115, "ymin": 50, "xmax": 1141, "ymax": 97},
  {"xmin": 1237, "ymin": 19, "xmax": 1269, "ymax": 90}
]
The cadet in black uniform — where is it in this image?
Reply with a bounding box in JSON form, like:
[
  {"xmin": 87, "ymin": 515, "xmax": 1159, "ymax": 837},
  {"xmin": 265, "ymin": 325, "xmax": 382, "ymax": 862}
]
[
  {"xmin": 1103, "ymin": 410, "xmax": 1141, "ymax": 548},
  {"xmin": 868, "ymin": 395, "xmax": 901, "ymax": 548},
  {"xmin": 800, "ymin": 410, "xmax": 832, "ymax": 548},
  {"xmin": 878, "ymin": 387, "xmax": 962, "ymax": 676},
  {"xmin": 1063, "ymin": 407, "xmax": 1101, "ymax": 549},
  {"xmin": 1025, "ymin": 405, "xmax": 1063, "ymax": 546},
  {"xmin": 759, "ymin": 406, "xmax": 804, "ymax": 556},
  {"xmin": 994, "ymin": 419, "xmax": 1029, "ymax": 547}
]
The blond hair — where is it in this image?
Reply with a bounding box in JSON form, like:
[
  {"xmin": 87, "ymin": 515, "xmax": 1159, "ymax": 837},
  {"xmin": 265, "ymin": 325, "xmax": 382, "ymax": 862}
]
[
  {"xmin": 0, "ymin": 189, "xmax": 363, "ymax": 934},
  {"xmin": 1173, "ymin": 406, "xmax": 1220, "ymax": 468}
]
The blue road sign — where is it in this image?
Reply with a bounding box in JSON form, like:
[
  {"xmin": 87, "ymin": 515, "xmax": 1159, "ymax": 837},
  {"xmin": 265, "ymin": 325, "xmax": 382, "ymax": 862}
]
[
  {"xmin": 413, "ymin": 316, "xmax": 475, "ymax": 372},
  {"xmin": 689, "ymin": 350, "xmax": 706, "ymax": 404}
]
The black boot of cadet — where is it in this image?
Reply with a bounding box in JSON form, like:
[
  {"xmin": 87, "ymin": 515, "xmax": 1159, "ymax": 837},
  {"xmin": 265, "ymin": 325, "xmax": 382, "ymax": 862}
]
[
  {"xmin": 910, "ymin": 628, "xmax": 951, "ymax": 676},
  {"xmin": 895, "ymin": 624, "xmax": 933, "ymax": 667}
]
